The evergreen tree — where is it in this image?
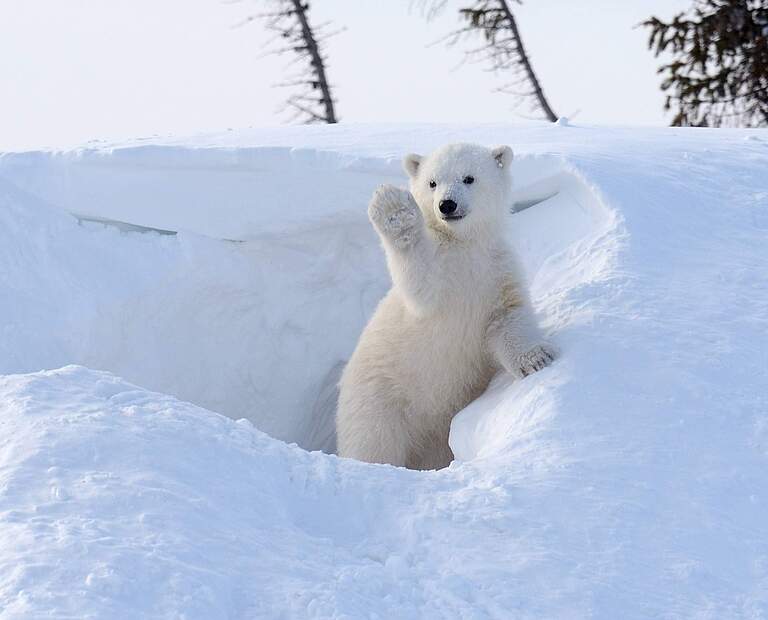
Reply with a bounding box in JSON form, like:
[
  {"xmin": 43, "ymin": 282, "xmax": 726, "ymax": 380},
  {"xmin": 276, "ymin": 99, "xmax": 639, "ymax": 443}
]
[{"xmin": 643, "ymin": 0, "xmax": 768, "ymax": 127}]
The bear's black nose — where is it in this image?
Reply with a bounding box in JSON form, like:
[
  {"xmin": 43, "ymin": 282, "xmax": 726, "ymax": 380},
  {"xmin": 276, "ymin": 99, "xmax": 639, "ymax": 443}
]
[{"xmin": 439, "ymin": 199, "xmax": 457, "ymax": 215}]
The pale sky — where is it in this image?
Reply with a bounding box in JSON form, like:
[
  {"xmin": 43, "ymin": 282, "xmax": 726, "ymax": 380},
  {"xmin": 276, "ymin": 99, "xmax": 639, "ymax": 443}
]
[{"xmin": 0, "ymin": 0, "xmax": 688, "ymax": 151}]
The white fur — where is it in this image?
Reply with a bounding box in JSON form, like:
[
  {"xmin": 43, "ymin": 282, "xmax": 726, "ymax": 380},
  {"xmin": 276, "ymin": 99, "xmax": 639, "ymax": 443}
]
[{"xmin": 337, "ymin": 143, "xmax": 555, "ymax": 470}]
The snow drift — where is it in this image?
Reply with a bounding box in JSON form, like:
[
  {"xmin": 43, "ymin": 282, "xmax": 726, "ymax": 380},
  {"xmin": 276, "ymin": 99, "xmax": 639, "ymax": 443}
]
[{"xmin": 1, "ymin": 123, "xmax": 767, "ymax": 618}]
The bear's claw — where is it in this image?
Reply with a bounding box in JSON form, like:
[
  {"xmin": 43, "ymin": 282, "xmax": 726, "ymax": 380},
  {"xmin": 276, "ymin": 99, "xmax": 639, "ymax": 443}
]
[{"xmin": 514, "ymin": 344, "xmax": 557, "ymax": 377}]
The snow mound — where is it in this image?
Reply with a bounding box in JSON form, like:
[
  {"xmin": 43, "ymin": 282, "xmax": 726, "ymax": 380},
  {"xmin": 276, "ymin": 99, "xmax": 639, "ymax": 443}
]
[
  {"xmin": 0, "ymin": 137, "xmax": 610, "ymax": 455},
  {"xmin": 1, "ymin": 123, "xmax": 768, "ymax": 617}
]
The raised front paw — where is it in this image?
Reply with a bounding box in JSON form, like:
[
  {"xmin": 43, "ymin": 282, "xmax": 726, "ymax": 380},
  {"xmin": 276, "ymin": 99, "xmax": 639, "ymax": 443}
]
[
  {"xmin": 368, "ymin": 184, "xmax": 422, "ymax": 246},
  {"xmin": 511, "ymin": 343, "xmax": 557, "ymax": 378}
]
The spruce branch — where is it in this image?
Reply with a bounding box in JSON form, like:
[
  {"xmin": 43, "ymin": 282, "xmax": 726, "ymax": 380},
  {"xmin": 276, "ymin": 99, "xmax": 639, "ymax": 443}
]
[{"xmin": 642, "ymin": 0, "xmax": 768, "ymax": 127}]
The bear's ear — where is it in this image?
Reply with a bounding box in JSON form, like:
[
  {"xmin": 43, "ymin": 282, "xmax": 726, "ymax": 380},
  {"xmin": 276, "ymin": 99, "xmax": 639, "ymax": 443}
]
[
  {"xmin": 403, "ymin": 153, "xmax": 423, "ymax": 178},
  {"xmin": 491, "ymin": 145, "xmax": 513, "ymax": 169}
]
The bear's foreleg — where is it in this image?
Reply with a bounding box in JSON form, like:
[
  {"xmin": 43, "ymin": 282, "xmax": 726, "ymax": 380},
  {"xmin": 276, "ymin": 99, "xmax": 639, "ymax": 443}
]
[
  {"xmin": 368, "ymin": 184, "xmax": 442, "ymax": 315},
  {"xmin": 486, "ymin": 280, "xmax": 557, "ymax": 378}
]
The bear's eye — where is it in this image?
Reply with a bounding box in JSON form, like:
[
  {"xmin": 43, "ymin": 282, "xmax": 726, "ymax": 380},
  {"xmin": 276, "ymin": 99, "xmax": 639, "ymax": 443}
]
[
  {"xmin": 463, "ymin": 175, "xmax": 475, "ymax": 185},
  {"xmin": 429, "ymin": 180, "xmax": 436, "ymax": 189}
]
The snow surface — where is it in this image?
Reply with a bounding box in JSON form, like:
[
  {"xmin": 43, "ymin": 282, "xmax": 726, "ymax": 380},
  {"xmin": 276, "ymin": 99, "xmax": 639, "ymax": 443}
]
[{"xmin": 1, "ymin": 123, "xmax": 767, "ymax": 618}]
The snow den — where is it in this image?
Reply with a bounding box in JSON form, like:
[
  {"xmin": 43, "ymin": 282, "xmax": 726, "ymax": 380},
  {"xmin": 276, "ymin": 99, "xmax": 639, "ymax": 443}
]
[{"xmin": 0, "ymin": 142, "xmax": 609, "ymax": 456}]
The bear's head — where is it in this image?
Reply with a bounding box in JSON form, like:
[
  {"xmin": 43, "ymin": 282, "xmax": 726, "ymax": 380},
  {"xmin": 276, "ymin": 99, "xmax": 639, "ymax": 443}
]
[{"xmin": 403, "ymin": 143, "xmax": 513, "ymax": 239}]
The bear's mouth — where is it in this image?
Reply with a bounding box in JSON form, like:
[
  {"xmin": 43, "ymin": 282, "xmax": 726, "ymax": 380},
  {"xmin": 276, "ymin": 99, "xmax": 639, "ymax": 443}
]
[{"xmin": 442, "ymin": 214, "xmax": 465, "ymax": 221}]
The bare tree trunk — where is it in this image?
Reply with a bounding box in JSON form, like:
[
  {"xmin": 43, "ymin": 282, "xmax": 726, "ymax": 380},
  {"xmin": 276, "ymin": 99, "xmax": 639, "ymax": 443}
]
[
  {"xmin": 241, "ymin": 0, "xmax": 338, "ymax": 124},
  {"xmin": 497, "ymin": 0, "xmax": 557, "ymax": 122},
  {"xmin": 428, "ymin": 0, "xmax": 558, "ymax": 122},
  {"xmin": 290, "ymin": 0, "xmax": 337, "ymax": 124}
]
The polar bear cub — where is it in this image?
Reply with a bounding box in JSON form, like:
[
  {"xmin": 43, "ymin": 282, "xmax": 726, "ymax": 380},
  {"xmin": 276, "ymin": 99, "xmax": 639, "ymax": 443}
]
[{"xmin": 337, "ymin": 143, "xmax": 555, "ymax": 470}]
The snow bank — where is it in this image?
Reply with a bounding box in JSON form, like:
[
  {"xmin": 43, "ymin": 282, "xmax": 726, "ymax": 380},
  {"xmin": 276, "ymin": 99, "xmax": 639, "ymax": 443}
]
[
  {"xmin": 0, "ymin": 152, "xmax": 392, "ymax": 452},
  {"xmin": 1, "ymin": 123, "xmax": 767, "ymax": 617}
]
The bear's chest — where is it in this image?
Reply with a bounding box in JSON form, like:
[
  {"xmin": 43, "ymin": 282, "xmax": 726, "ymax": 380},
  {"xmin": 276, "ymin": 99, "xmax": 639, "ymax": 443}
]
[
  {"xmin": 400, "ymin": 296, "xmax": 498, "ymax": 417},
  {"xmin": 397, "ymin": 240, "xmax": 513, "ymax": 415}
]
